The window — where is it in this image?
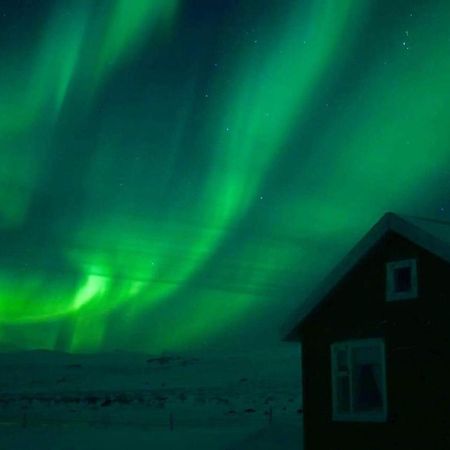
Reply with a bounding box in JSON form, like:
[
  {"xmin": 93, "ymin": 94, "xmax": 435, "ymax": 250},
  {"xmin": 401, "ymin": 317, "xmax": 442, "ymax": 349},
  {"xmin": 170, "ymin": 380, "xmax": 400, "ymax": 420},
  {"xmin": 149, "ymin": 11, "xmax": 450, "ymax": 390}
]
[
  {"xmin": 386, "ymin": 259, "xmax": 418, "ymax": 301},
  {"xmin": 331, "ymin": 339, "xmax": 387, "ymax": 422}
]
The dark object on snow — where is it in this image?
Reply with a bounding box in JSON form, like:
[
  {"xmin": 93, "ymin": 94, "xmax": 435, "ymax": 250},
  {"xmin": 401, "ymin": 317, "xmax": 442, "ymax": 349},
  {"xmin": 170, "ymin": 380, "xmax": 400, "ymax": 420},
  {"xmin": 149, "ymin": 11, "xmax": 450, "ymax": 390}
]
[
  {"xmin": 101, "ymin": 398, "xmax": 112, "ymax": 407},
  {"xmin": 284, "ymin": 213, "xmax": 450, "ymax": 450},
  {"xmin": 264, "ymin": 407, "xmax": 273, "ymax": 424},
  {"xmin": 85, "ymin": 395, "xmax": 100, "ymax": 405},
  {"xmin": 146, "ymin": 355, "xmax": 181, "ymax": 365}
]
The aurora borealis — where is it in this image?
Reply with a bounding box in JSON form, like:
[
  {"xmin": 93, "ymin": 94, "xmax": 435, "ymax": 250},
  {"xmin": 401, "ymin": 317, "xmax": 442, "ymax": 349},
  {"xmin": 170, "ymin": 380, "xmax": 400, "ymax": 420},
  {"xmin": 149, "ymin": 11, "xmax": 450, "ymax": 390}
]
[{"xmin": 1, "ymin": 0, "xmax": 450, "ymax": 353}]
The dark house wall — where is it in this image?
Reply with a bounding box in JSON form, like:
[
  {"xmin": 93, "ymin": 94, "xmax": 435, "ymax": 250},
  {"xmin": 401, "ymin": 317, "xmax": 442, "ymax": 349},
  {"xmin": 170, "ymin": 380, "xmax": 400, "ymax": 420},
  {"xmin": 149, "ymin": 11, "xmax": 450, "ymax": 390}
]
[{"xmin": 299, "ymin": 231, "xmax": 450, "ymax": 450}]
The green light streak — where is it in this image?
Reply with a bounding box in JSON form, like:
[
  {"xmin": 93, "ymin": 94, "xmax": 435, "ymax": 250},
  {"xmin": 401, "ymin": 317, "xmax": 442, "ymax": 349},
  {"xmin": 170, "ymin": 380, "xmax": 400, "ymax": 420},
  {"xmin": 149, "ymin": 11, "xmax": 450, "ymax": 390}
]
[
  {"xmin": 0, "ymin": 272, "xmax": 76, "ymax": 324},
  {"xmin": 1, "ymin": 0, "xmax": 450, "ymax": 353},
  {"xmin": 0, "ymin": 0, "xmax": 179, "ymax": 228},
  {"xmin": 247, "ymin": 1, "xmax": 450, "ymax": 300},
  {"xmin": 0, "ymin": 0, "xmax": 374, "ymax": 351},
  {"xmin": 0, "ymin": 3, "xmax": 88, "ymax": 136},
  {"xmin": 206, "ymin": 0, "xmax": 371, "ymax": 222},
  {"xmin": 0, "ymin": 3, "xmax": 88, "ymax": 227},
  {"xmin": 96, "ymin": 0, "xmax": 179, "ymax": 83},
  {"xmin": 277, "ymin": 0, "xmax": 450, "ymax": 236},
  {"xmin": 72, "ymin": 273, "xmax": 109, "ymax": 310}
]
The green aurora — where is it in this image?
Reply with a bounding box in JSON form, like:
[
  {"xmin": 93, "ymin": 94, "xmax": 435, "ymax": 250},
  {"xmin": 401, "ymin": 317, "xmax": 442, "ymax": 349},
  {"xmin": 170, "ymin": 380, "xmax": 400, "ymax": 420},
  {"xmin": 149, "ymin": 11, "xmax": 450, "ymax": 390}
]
[{"xmin": 0, "ymin": 0, "xmax": 449, "ymax": 352}]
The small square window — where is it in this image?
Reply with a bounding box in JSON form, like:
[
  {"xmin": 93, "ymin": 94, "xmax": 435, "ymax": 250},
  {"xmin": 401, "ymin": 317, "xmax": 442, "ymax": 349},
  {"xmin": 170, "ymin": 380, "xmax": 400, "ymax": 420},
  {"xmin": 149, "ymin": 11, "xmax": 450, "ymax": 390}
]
[{"xmin": 386, "ymin": 259, "xmax": 418, "ymax": 301}]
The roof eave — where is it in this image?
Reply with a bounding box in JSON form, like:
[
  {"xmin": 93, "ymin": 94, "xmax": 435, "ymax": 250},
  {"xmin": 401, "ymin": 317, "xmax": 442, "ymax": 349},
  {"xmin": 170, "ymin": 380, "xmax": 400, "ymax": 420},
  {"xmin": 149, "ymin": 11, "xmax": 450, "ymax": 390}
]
[{"xmin": 281, "ymin": 212, "xmax": 408, "ymax": 341}]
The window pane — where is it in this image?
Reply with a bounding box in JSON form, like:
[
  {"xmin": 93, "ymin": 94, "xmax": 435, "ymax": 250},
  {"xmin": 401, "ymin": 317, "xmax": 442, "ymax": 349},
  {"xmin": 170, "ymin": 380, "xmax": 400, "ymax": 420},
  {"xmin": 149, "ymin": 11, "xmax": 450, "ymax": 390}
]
[
  {"xmin": 337, "ymin": 349, "xmax": 348, "ymax": 372},
  {"xmin": 394, "ymin": 266, "xmax": 412, "ymax": 292},
  {"xmin": 352, "ymin": 346, "xmax": 383, "ymax": 412},
  {"xmin": 336, "ymin": 375, "xmax": 350, "ymax": 413}
]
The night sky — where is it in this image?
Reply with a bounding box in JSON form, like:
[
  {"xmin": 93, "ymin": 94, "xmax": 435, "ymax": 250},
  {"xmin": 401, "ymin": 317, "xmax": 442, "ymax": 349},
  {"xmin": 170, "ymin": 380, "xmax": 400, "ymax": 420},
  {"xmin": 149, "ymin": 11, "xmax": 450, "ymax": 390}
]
[{"xmin": 1, "ymin": 0, "xmax": 450, "ymax": 353}]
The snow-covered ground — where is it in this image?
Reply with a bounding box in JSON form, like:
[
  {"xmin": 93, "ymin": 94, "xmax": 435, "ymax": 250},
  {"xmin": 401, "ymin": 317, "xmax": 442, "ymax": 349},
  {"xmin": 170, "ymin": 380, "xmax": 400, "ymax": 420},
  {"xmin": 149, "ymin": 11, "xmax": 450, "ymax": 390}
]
[
  {"xmin": 0, "ymin": 346, "xmax": 303, "ymax": 449},
  {"xmin": 0, "ymin": 420, "xmax": 302, "ymax": 450}
]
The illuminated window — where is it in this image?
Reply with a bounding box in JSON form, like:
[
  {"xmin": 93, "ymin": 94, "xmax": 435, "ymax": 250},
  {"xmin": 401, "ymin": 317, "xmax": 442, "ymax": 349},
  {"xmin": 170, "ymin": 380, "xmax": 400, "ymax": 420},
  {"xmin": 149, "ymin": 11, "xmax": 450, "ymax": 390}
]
[
  {"xmin": 331, "ymin": 339, "xmax": 387, "ymax": 422},
  {"xmin": 386, "ymin": 259, "xmax": 418, "ymax": 301}
]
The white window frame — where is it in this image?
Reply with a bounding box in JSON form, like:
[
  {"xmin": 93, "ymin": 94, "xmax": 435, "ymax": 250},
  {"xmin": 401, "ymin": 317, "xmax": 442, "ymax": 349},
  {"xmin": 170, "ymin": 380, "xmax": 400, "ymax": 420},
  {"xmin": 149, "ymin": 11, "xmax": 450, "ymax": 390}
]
[
  {"xmin": 330, "ymin": 338, "xmax": 387, "ymax": 422},
  {"xmin": 386, "ymin": 259, "xmax": 418, "ymax": 301}
]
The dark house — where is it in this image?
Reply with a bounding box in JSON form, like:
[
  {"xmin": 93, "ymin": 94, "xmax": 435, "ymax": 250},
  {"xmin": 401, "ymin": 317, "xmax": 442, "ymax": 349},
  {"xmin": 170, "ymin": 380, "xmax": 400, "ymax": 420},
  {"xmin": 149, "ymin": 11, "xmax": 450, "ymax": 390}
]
[{"xmin": 285, "ymin": 212, "xmax": 450, "ymax": 450}]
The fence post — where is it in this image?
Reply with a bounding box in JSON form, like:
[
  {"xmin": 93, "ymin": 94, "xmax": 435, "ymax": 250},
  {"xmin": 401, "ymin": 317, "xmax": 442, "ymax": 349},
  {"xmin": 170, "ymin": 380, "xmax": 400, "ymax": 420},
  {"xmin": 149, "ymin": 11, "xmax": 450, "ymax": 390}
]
[
  {"xmin": 169, "ymin": 412, "xmax": 174, "ymax": 431},
  {"xmin": 21, "ymin": 410, "xmax": 28, "ymax": 428}
]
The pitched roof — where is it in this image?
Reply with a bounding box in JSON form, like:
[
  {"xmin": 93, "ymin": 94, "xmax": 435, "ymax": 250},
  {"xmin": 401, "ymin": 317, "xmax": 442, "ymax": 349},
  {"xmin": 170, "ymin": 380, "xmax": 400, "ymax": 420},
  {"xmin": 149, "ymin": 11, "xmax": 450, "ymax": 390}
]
[{"xmin": 283, "ymin": 212, "xmax": 450, "ymax": 341}]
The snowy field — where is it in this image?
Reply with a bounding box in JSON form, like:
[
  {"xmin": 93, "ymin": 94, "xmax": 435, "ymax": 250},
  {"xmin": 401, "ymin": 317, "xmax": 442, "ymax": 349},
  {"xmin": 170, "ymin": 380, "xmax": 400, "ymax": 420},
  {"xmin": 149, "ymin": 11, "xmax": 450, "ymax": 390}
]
[
  {"xmin": 0, "ymin": 420, "xmax": 302, "ymax": 450},
  {"xmin": 0, "ymin": 347, "xmax": 303, "ymax": 449}
]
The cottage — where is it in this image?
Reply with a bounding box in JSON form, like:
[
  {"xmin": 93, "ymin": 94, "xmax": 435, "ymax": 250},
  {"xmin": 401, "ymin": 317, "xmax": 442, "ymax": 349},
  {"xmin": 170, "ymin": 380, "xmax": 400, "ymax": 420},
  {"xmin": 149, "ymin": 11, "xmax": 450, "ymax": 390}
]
[{"xmin": 284, "ymin": 212, "xmax": 450, "ymax": 450}]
